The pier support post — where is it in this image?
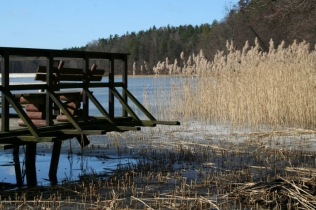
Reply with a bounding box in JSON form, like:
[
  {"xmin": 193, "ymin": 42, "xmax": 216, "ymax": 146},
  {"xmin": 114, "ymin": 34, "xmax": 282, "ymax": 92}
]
[
  {"xmin": 25, "ymin": 143, "xmax": 37, "ymax": 186},
  {"xmin": 13, "ymin": 146, "xmax": 23, "ymax": 187},
  {"xmin": 49, "ymin": 140, "xmax": 62, "ymax": 184}
]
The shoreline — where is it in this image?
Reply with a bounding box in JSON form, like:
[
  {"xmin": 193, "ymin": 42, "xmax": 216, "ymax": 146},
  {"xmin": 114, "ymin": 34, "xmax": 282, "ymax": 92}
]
[{"xmin": 0, "ymin": 73, "xmax": 172, "ymax": 78}]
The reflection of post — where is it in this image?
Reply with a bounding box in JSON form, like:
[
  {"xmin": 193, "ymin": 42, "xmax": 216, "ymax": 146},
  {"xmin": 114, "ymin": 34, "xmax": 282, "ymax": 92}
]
[
  {"xmin": 68, "ymin": 152, "xmax": 73, "ymax": 179},
  {"xmin": 13, "ymin": 146, "xmax": 23, "ymax": 186},
  {"xmin": 49, "ymin": 140, "xmax": 62, "ymax": 184},
  {"xmin": 25, "ymin": 143, "xmax": 37, "ymax": 186}
]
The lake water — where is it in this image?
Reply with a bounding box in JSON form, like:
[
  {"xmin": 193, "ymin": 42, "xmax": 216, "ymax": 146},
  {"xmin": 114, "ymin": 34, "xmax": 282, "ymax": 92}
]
[
  {"xmin": 0, "ymin": 75, "xmax": 174, "ymax": 186},
  {"xmin": 5, "ymin": 75, "xmax": 173, "ymax": 116}
]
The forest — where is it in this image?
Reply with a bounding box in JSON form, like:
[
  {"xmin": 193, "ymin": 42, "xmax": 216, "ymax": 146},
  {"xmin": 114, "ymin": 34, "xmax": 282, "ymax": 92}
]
[{"xmin": 3, "ymin": 0, "xmax": 316, "ymax": 74}]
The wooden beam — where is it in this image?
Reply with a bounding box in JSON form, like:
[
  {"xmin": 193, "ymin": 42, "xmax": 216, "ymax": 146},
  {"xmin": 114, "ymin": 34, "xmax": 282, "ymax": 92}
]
[
  {"xmin": 0, "ymin": 47, "xmax": 130, "ymax": 60},
  {"xmin": 2, "ymin": 89, "xmax": 40, "ymax": 137},
  {"xmin": 0, "ymin": 144, "xmax": 14, "ymax": 150},
  {"xmin": 109, "ymin": 56, "xmax": 115, "ymax": 117},
  {"xmin": 47, "ymin": 89, "xmax": 82, "ymax": 131},
  {"xmin": 84, "ymin": 89, "xmax": 116, "ymax": 125},
  {"xmin": 1, "ymin": 52, "xmax": 9, "ymax": 132},
  {"xmin": 123, "ymin": 87, "xmax": 157, "ymax": 121},
  {"xmin": 111, "ymin": 87, "xmax": 142, "ymax": 122},
  {"xmin": 46, "ymin": 54, "xmax": 54, "ymax": 126},
  {"xmin": 122, "ymin": 54, "xmax": 128, "ymax": 117},
  {"xmin": 60, "ymin": 129, "xmax": 107, "ymax": 135},
  {"xmin": 17, "ymin": 136, "xmax": 58, "ymax": 142}
]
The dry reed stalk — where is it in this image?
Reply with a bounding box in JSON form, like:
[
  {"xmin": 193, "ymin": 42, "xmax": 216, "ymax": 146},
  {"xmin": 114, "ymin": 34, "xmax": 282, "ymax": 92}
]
[{"xmin": 151, "ymin": 38, "xmax": 316, "ymax": 130}]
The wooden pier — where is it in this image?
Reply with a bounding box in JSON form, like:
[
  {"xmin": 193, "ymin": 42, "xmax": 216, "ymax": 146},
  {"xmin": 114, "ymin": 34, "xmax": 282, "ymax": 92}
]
[{"xmin": 0, "ymin": 47, "xmax": 179, "ymax": 186}]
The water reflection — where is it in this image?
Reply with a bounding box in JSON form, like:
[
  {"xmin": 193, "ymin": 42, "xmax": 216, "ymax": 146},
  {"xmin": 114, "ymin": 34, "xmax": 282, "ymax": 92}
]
[{"xmin": 0, "ymin": 137, "xmax": 140, "ymax": 188}]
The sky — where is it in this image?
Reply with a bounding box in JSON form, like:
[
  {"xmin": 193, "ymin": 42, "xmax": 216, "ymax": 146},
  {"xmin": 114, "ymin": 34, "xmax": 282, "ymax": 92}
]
[{"xmin": 0, "ymin": 0, "xmax": 240, "ymax": 50}]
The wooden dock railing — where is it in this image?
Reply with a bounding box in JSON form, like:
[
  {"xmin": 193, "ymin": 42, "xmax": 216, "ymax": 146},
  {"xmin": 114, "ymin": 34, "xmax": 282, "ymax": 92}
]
[{"xmin": 0, "ymin": 47, "xmax": 180, "ymax": 186}]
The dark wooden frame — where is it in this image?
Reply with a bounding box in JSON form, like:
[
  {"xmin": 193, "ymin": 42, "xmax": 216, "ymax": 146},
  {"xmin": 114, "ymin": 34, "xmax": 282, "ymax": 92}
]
[{"xmin": 0, "ymin": 47, "xmax": 180, "ymax": 186}]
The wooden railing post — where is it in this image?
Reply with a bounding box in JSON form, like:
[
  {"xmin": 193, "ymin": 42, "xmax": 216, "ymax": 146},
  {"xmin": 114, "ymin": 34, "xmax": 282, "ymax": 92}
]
[
  {"xmin": 82, "ymin": 56, "xmax": 89, "ymax": 121},
  {"xmin": 122, "ymin": 55, "xmax": 128, "ymax": 117},
  {"xmin": 1, "ymin": 51, "xmax": 10, "ymax": 132},
  {"xmin": 46, "ymin": 54, "xmax": 54, "ymax": 126},
  {"xmin": 109, "ymin": 56, "xmax": 115, "ymax": 117}
]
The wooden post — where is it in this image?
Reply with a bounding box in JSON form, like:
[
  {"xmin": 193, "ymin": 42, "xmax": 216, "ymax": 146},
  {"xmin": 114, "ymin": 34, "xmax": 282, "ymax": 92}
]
[
  {"xmin": 13, "ymin": 146, "xmax": 23, "ymax": 186},
  {"xmin": 25, "ymin": 143, "xmax": 37, "ymax": 186},
  {"xmin": 46, "ymin": 54, "xmax": 54, "ymax": 126},
  {"xmin": 49, "ymin": 140, "xmax": 62, "ymax": 184},
  {"xmin": 82, "ymin": 57, "xmax": 89, "ymax": 121},
  {"xmin": 109, "ymin": 56, "xmax": 115, "ymax": 117},
  {"xmin": 122, "ymin": 55, "xmax": 128, "ymax": 117},
  {"xmin": 1, "ymin": 51, "xmax": 10, "ymax": 132}
]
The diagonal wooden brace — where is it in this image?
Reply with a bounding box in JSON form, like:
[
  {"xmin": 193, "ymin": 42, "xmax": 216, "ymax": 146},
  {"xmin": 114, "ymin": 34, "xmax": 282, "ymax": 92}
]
[
  {"xmin": 47, "ymin": 89, "xmax": 82, "ymax": 132},
  {"xmin": 3, "ymin": 89, "xmax": 40, "ymax": 137},
  {"xmin": 123, "ymin": 87, "xmax": 157, "ymax": 121},
  {"xmin": 84, "ymin": 88, "xmax": 116, "ymax": 125},
  {"xmin": 110, "ymin": 87, "xmax": 142, "ymax": 123}
]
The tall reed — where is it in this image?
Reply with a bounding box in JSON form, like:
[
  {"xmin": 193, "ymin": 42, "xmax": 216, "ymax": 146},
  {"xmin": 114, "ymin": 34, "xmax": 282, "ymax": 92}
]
[{"xmin": 150, "ymin": 39, "xmax": 316, "ymax": 130}]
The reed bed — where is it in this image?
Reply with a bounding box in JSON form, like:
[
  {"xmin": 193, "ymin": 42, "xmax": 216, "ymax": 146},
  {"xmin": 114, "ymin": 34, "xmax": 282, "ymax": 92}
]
[{"xmin": 150, "ymin": 38, "xmax": 316, "ymax": 130}]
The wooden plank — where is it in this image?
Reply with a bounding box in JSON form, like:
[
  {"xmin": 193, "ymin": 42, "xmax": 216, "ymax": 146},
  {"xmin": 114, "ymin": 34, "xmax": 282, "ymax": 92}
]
[
  {"xmin": 60, "ymin": 129, "xmax": 107, "ymax": 135},
  {"xmin": 36, "ymin": 66, "xmax": 105, "ymax": 75},
  {"xmin": 19, "ymin": 91, "xmax": 81, "ymax": 98},
  {"xmin": 9, "ymin": 84, "xmax": 47, "ymax": 91},
  {"xmin": 0, "ymin": 144, "xmax": 14, "ymax": 150},
  {"xmin": 18, "ymin": 119, "xmax": 54, "ymax": 127},
  {"xmin": 0, "ymin": 47, "xmax": 129, "ymax": 60},
  {"xmin": 16, "ymin": 136, "xmax": 58, "ymax": 142},
  {"xmin": 25, "ymin": 104, "xmax": 43, "ymax": 112},
  {"xmin": 152, "ymin": 120, "xmax": 181, "ymax": 125},
  {"xmin": 20, "ymin": 96, "xmax": 45, "ymax": 104},
  {"xmin": 35, "ymin": 73, "xmax": 103, "ymax": 81},
  {"xmin": 34, "ymin": 73, "xmax": 56, "ymax": 82},
  {"xmin": 117, "ymin": 126, "xmax": 141, "ymax": 131},
  {"xmin": 26, "ymin": 112, "xmax": 45, "ymax": 119}
]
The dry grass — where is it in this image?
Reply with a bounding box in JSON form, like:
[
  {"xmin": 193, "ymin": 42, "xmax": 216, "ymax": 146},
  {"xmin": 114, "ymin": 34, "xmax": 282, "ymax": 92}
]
[
  {"xmin": 151, "ymin": 38, "xmax": 316, "ymax": 130},
  {"xmin": 2, "ymin": 126, "xmax": 316, "ymax": 209}
]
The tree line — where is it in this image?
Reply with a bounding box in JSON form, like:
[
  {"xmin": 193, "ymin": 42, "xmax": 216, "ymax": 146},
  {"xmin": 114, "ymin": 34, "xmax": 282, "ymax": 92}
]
[{"xmin": 2, "ymin": 0, "xmax": 315, "ymax": 74}]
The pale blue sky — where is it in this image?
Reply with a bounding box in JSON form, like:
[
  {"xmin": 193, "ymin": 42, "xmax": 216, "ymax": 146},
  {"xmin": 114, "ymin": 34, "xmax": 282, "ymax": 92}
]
[{"xmin": 0, "ymin": 0, "xmax": 239, "ymax": 50}]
